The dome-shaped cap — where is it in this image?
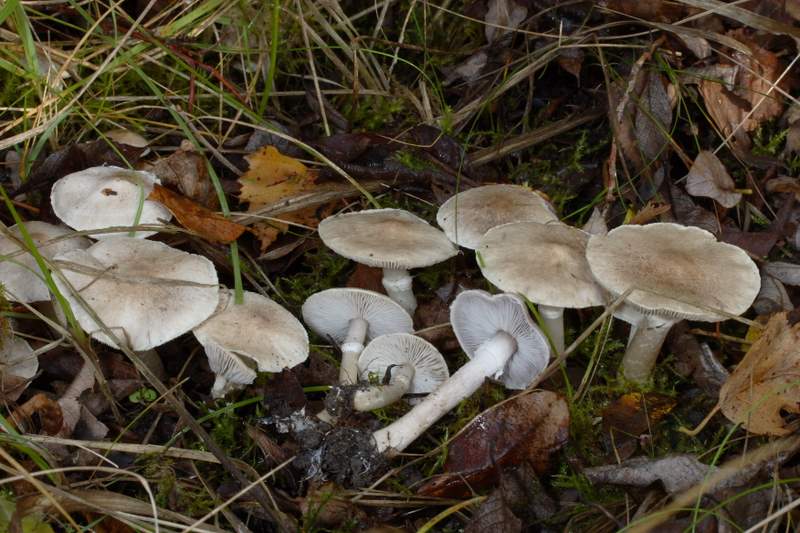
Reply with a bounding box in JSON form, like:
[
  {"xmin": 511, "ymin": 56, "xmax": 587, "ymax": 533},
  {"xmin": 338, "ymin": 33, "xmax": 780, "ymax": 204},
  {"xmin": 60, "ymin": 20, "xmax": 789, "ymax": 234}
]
[
  {"xmin": 478, "ymin": 221, "xmax": 607, "ymax": 309},
  {"xmin": 358, "ymin": 333, "xmax": 449, "ymax": 394},
  {"xmin": 302, "ymin": 288, "xmax": 413, "ymax": 342},
  {"xmin": 51, "ymin": 166, "xmax": 172, "ymax": 239},
  {"xmin": 437, "ymin": 184, "xmax": 559, "ymax": 249},
  {"xmin": 194, "ymin": 290, "xmax": 309, "ymax": 373},
  {"xmin": 0, "ymin": 221, "xmax": 90, "ymax": 302},
  {"xmin": 53, "ymin": 237, "xmax": 219, "ymax": 351},
  {"xmin": 586, "ymin": 223, "xmax": 761, "ymax": 321},
  {"xmin": 450, "ymin": 289, "xmax": 550, "ymax": 389},
  {"xmin": 318, "ymin": 209, "xmax": 457, "ymax": 270},
  {"xmin": 106, "ymin": 128, "xmax": 149, "ymax": 148}
]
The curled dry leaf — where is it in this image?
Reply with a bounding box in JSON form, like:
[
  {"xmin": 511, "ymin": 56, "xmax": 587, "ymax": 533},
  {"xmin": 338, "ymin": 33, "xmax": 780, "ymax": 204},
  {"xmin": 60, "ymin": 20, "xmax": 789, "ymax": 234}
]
[
  {"xmin": 238, "ymin": 146, "xmax": 323, "ymax": 251},
  {"xmin": 148, "ymin": 184, "xmax": 246, "ymax": 244},
  {"xmin": 628, "ymin": 200, "xmax": 671, "ymax": 225},
  {"xmin": 417, "ymin": 390, "xmax": 569, "ymax": 498},
  {"xmin": 720, "ymin": 312, "xmax": 800, "ymax": 436},
  {"xmin": 602, "ymin": 392, "xmax": 676, "ymax": 460},
  {"xmin": 585, "ymin": 455, "xmax": 711, "ymax": 494},
  {"xmin": 10, "ymin": 393, "xmax": 63, "ymax": 435},
  {"xmin": 145, "ymin": 147, "xmax": 216, "ymax": 208},
  {"xmin": 765, "ymin": 175, "xmax": 800, "ymax": 201},
  {"xmin": 686, "ymin": 151, "xmax": 742, "ymax": 208}
]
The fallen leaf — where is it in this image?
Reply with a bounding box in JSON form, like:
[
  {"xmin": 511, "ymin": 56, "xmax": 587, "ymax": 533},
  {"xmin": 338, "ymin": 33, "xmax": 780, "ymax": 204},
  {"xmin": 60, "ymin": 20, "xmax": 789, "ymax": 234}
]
[
  {"xmin": 144, "ymin": 147, "xmax": 216, "ymax": 208},
  {"xmin": 629, "ymin": 200, "xmax": 671, "ymax": 225},
  {"xmin": 718, "ymin": 226, "xmax": 778, "ymax": 257},
  {"xmin": 671, "ymin": 324, "xmax": 729, "ymax": 395},
  {"xmin": 417, "ymin": 390, "xmax": 569, "ymax": 498},
  {"xmin": 764, "ymin": 261, "xmax": 800, "ymax": 285},
  {"xmin": 345, "ymin": 263, "xmax": 384, "ymax": 293},
  {"xmin": 445, "ymin": 51, "xmax": 489, "ymax": 85},
  {"xmin": 148, "ymin": 184, "xmax": 246, "ymax": 244},
  {"xmin": 686, "ymin": 151, "xmax": 742, "ymax": 208},
  {"xmin": 557, "ymin": 48, "xmax": 584, "ymax": 82},
  {"xmin": 754, "ymin": 271, "xmax": 793, "ymax": 315},
  {"xmin": 485, "ymin": 0, "xmax": 527, "ymax": 44},
  {"xmin": 238, "ymin": 146, "xmax": 322, "ymax": 250},
  {"xmin": 698, "ymin": 79, "xmax": 753, "ymax": 150},
  {"xmin": 765, "ymin": 175, "xmax": 800, "ymax": 201},
  {"xmin": 634, "ymin": 72, "xmax": 672, "ymax": 163},
  {"xmin": 466, "ymin": 489, "xmax": 522, "ymax": 533},
  {"xmin": 10, "ymin": 393, "xmax": 63, "ymax": 435},
  {"xmin": 300, "ymin": 482, "xmax": 365, "ymax": 528},
  {"xmin": 602, "ymin": 392, "xmax": 676, "ymax": 460},
  {"xmin": 720, "ymin": 312, "xmax": 800, "ymax": 435},
  {"xmin": 585, "ymin": 455, "xmax": 711, "ymax": 494}
]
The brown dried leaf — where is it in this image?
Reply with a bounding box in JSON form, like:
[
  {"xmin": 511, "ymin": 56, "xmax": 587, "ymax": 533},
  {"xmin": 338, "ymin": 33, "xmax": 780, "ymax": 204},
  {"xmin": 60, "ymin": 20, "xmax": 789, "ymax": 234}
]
[
  {"xmin": 686, "ymin": 151, "xmax": 742, "ymax": 208},
  {"xmin": 698, "ymin": 79, "xmax": 753, "ymax": 150},
  {"xmin": 629, "ymin": 201, "xmax": 671, "ymax": 225},
  {"xmin": 720, "ymin": 312, "xmax": 800, "ymax": 435},
  {"xmin": 634, "ymin": 72, "xmax": 672, "ymax": 163},
  {"xmin": 148, "ymin": 184, "xmax": 246, "ymax": 244},
  {"xmin": 602, "ymin": 392, "xmax": 676, "ymax": 459},
  {"xmin": 144, "ymin": 147, "xmax": 216, "ymax": 208},
  {"xmin": 466, "ymin": 490, "xmax": 522, "ymax": 533},
  {"xmin": 417, "ymin": 391, "xmax": 569, "ymax": 498},
  {"xmin": 300, "ymin": 482, "xmax": 365, "ymax": 528},
  {"xmin": 10, "ymin": 393, "xmax": 63, "ymax": 435},
  {"xmin": 765, "ymin": 175, "xmax": 800, "ymax": 201},
  {"xmin": 238, "ymin": 146, "xmax": 321, "ymax": 250}
]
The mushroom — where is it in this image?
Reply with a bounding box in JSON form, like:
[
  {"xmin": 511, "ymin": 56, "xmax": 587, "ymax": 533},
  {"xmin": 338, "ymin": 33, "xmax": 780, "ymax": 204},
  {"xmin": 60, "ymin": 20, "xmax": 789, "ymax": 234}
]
[
  {"xmin": 51, "ymin": 166, "xmax": 172, "ymax": 239},
  {"xmin": 477, "ymin": 221, "xmax": 607, "ymax": 353},
  {"xmin": 351, "ymin": 333, "xmax": 449, "ymax": 411},
  {"xmin": 586, "ymin": 223, "xmax": 761, "ymax": 382},
  {"xmin": 372, "ymin": 289, "xmax": 550, "ymax": 454},
  {"xmin": 436, "ymin": 184, "xmax": 559, "ymax": 249},
  {"xmin": 52, "ymin": 237, "xmax": 219, "ymax": 351},
  {"xmin": 302, "ymin": 288, "xmax": 413, "ymax": 384},
  {"xmin": 0, "ymin": 221, "xmax": 90, "ymax": 303},
  {"xmin": 318, "ymin": 209, "xmax": 457, "ymax": 315},
  {"xmin": 193, "ymin": 290, "xmax": 309, "ymax": 398}
]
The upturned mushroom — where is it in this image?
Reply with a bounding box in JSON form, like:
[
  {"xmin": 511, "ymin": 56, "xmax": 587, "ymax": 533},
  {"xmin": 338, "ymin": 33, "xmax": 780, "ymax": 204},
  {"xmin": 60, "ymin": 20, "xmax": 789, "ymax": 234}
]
[
  {"xmin": 0, "ymin": 221, "xmax": 90, "ymax": 303},
  {"xmin": 586, "ymin": 223, "xmax": 760, "ymax": 382},
  {"xmin": 477, "ymin": 221, "xmax": 607, "ymax": 353},
  {"xmin": 317, "ymin": 209, "xmax": 457, "ymax": 315},
  {"xmin": 372, "ymin": 289, "xmax": 550, "ymax": 454},
  {"xmin": 436, "ymin": 184, "xmax": 559, "ymax": 249},
  {"xmin": 193, "ymin": 290, "xmax": 309, "ymax": 398},
  {"xmin": 52, "ymin": 237, "xmax": 219, "ymax": 351},
  {"xmin": 349, "ymin": 333, "xmax": 449, "ymax": 411},
  {"xmin": 51, "ymin": 166, "xmax": 172, "ymax": 239},
  {"xmin": 302, "ymin": 288, "xmax": 413, "ymax": 384}
]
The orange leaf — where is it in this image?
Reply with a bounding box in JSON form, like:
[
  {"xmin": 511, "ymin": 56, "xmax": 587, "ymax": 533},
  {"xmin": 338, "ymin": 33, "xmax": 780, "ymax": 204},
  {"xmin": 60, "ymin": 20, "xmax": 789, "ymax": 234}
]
[
  {"xmin": 148, "ymin": 184, "xmax": 246, "ymax": 244},
  {"xmin": 238, "ymin": 146, "xmax": 322, "ymax": 250}
]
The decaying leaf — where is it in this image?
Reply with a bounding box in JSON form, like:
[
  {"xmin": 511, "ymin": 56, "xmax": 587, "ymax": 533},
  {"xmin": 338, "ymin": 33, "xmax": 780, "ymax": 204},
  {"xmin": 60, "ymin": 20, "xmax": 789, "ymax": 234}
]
[
  {"xmin": 585, "ymin": 455, "xmax": 711, "ymax": 494},
  {"xmin": 148, "ymin": 184, "xmax": 246, "ymax": 244},
  {"xmin": 720, "ymin": 312, "xmax": 800, "ymax": 435},
  {"xmin": 602, "ymin": 392, "xmax": 676, "ymax": 459},
  {"xmin": 634, "ymin": 72, "xmax": 673, "ymax": 163},
  {"xmin": 764, "ymin": 261, "xmax": 800, "ymax": 286},
  {"xmin": 765, "ymin": 175, "xmax": 800, "ymax": 201},
  {"xmin": 10, "ymin": 393, "xmax": 63, "ymax": 435},
  {"xmin": 418, "ymin": 390, "xmax": 569, "ymax": 498},
  {"xmin": 629, "ymin": 200, "xmax": 671, "ymax": 225},
  {"xmin": 485, "ymin": 0, "xmax": 527, "ymax": 44},
  {"xmin": 300, "ymin": 482, "xmax": 365, "ymax": 528},
  {"xmin": 466, "ymin": 489, "xmax": 522, "ymax": 533},
  {"xmin": 685, "ymin": 151, "xmax": 742, "ymax": 208},
  {"xmin": 754, "ymin": 271, "xmax": 793, "ymax": 315},
  {"xmin": 238, "ymin": 146, "xmax": 322, "ymax": 251},
  {"xmin": 144, "ymin": 146, "xmax": 216, "ymax": 208}
]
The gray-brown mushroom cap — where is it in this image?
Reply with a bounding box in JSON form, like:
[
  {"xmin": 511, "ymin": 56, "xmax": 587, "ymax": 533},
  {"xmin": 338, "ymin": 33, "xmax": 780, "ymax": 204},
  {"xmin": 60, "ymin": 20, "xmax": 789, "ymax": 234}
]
[
  {"xmin": 437, "ymin": 184, "xmax": 559, "ymax": 249},
  {"xmin": 53, "ymin": 237, "xmax": 219, "ymax": 351},
  {"xmin": 194, "ymin": 290, "xmax": 309, "ymax": 372},
  {"xmin": 318, "ymin": 208, "xmax": 457, "ymax": 270},
  {"xmin": 478, "ymin": 221, "xmax": 607, "ymax": 308},
  {"xmin": 51, "ymin": 165, "xmax": 172, "ymax": 239},
  {"xmin": 0, "ymin": 221, "xmax": 90, "ymax": 302},
  {"xmin": 358, "ymin": 333, "xmax": 449, "ymax": 394},
  {"xmin": 586, "ymin": 223, "xmax": 761, "ymax": 321}
]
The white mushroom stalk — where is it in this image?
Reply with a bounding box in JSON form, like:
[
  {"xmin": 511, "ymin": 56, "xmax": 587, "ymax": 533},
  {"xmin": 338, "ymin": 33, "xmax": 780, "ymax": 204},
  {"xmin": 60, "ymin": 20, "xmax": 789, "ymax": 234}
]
[
  {"xmin": 587, "ymin": 223, "xmax": 761, "ymax": 383},
  {"xmin": 302, "ymin": 288, "xmax": 413, "ymax": 386},
  {"xmin": 318, "ymin": 209, "xmax": 457, "ymax": 316},
  {"xmin": 538, "ymin": 304, "xmax": 566, "ymax": 354},
  {"xmin": 373, "ymin": 331, "xmax": 516, "ymax": 453},
  {"xmin": 372, "ymin": 290, "xmax": 549, "ymax": 454},
  {"xmin": 353, "ymin": 333, "xmax": 448, "ymax": 411}
]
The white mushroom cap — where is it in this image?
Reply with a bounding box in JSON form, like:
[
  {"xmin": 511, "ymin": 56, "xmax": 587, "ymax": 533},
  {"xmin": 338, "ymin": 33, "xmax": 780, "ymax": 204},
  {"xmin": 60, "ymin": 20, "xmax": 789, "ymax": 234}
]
[
  {"xmin": 0, "ymin": 221, "xmax": 90, "ymax": 302},
  {"xmin": 358, "ymin": 333, "xmax": 449, "ymax": 394},
  {"xmin": 1, "ymin": 336, "xmax": 38, "ymax": 380},
  {"xmin": 105, "ymin": 128, "xmax": 149, "ymax": 148},
  {"xmin": 437, "ymin": 184, "xmax": 559, "ymax": 249},
  {"xmin": 194, "ymin": 289, "xmax": 309, "ymax": 373},
  {"xmin": 51, "ymin": 166, "xmax": 172, "ymax": 239},
  {"xmin": 318, "ymin": 209, "xmax": 457, "ymax": 270},
  {"xmin": 53, "ymin": 237, "xmax": 219, "ymax": 351},
  {"xmin": 450, "ymin": 289, "xmax": 550, "ymax": 389},
  {"xmin": 478, "ymin": 221, "xmax": 607, "ymax": 309},
  {"xmin": 586, "ymin": 223, "xmax": 760, "ymax": 321},
  {"xmin": 302, "ymin": 288, "xmax": 413, "ymax": 343}
]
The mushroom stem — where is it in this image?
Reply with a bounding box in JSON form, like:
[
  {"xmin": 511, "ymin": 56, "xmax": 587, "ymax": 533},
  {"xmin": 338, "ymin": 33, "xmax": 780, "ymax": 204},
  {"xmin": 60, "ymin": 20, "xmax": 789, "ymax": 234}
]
[
  {"xmin": 381, "ymin": 268, "xmax": 416, "ymax": 316},
  {"xmin": 539, "ymin": 304, "xmax": 565, "ymax": 354},
  {"xmin": 621, "ymin": 316, "xmax": 677, "ymax": 382},
  {"xmin": 340, "ymin": 317, "xmax": 368, "ymax": 385},
  {"xmin": 352, "ymin": 364, "xmax": 415, "ymax": 411},
  {"xmin": 373, "ymin": 331, "xmax": 517, "ymax": 454},
  {"xmin": 211, "ymin": 374, "xmax": 232, "ymax": 398}
]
